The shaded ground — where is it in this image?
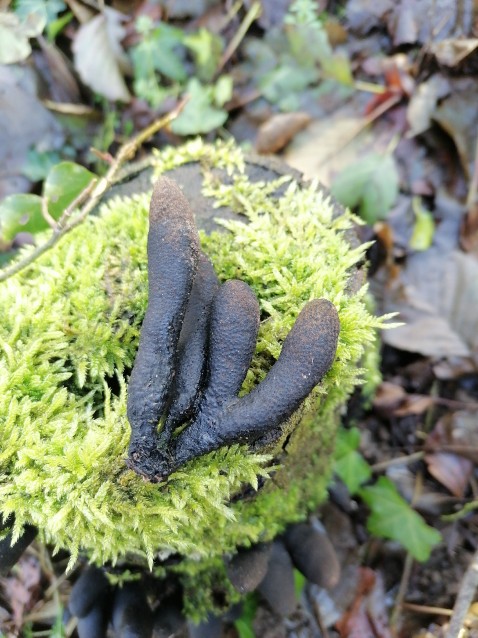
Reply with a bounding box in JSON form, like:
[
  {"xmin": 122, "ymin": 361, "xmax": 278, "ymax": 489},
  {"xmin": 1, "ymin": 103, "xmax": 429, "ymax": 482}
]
[{"xmin": 1, "ymin": 0, "xmax": 478, "ymax": 636}]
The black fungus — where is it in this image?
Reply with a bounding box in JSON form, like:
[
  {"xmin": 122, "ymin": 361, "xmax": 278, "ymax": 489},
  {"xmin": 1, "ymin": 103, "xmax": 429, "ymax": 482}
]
[
  {"xmin": 257, "ymin": 541, "xmax": 297, "ymax": 616},
  {"xmin": 226, "ymin": 543, "xmax": 272, "ymax": 594},
  {"xmin": 127, "ymin": 177, "xmax": 200, "ymax": 479},
  {"xmin": 0, "ymin": 524, "xmax": 37, "ymax": 575},
  {"xmin": 285, "ymin": 522, "xmax": 341, "ymax": 589},
  {"xmin": 69, "ymin": 565, "xmax": 111, "ymax": 618},
  {"xmin": 187, "ymin": 613, "xmax": 223, "ymax": 638},
  {"xmin": 77, "ymin": 603, "xmax": 109, "ymax": 638},
  {"xmin": 126, "ymin": 177, "xmax": 340, "ymax": 480},
  {"xmin": 112, "ymin": 582, "xmax": 153, "ymax": 638}
]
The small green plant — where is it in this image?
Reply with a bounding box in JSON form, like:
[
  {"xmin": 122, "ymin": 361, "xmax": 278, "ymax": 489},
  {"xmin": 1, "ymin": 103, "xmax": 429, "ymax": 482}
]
[
  {"xmin": 0, "ymin": 162, "xmax": 95, "ymax": 245},
  {"xmin": 334, "ymin": 426, "xmax": 441, "ymax": 561}
]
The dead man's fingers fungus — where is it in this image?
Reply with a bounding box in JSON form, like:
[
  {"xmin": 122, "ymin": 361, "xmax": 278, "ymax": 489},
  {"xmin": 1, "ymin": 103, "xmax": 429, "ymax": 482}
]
[
  {"xmin": 127, "ymin": 177, "xmax": 200, "ymax": 477},
  {"xmin": 126, "ymin": 176, "xmax": 340, "ymax": 480},
  {"xmin": 173, "ymin": 298, "xmax": 340, "ymax": 466}
]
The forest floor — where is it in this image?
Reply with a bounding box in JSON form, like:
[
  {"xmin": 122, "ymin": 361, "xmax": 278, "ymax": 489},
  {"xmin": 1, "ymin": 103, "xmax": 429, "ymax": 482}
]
[{"xmin": 1, "ymin": 0, "xmax": 478, "ymax": 637}]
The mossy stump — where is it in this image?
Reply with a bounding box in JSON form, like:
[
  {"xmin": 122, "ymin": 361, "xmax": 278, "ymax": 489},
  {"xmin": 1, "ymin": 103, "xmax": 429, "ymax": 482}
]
[{"xmin": 0, "ymin": 140, "xmax": 382, "ymax": 619}]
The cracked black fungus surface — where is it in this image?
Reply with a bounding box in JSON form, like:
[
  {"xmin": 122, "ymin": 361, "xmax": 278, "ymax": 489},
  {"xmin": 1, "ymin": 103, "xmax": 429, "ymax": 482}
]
[{"xmin": 126, "ymin": 177, "xmax": 340, "ymax": 481}]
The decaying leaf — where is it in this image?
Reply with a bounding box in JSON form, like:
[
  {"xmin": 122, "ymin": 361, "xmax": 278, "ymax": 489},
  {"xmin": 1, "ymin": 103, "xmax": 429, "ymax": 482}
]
[
  {"xmin": 72, "ymin": 7, "xmax": 131, "ymax": 102},
  {"xmin": 0, "ymin": 10, "xmax": 45, "ymax": 64},
  {"xmin": 430, "ymin": 38, "xmax": 478, "ymax": 67},
  {"xmin": 331, "ymin": 152, "xmax": 399, "ymax": 224},
  {"xmin": 432, "ymin": 80, "xmax": 478, "ymax": 178},
  {"xmin": 255, "ymin": 112, "xmax": 311, "ymax": 154},
  {"xmin": 425, "ymin": 452, "xmax": 473, "ymax": 497},
  {"xmin": 382, "ymin": 249, "xmax": 478, "ymax": 363},
  {"xmin": 406, "ymin": 74, "xmax": 450, "ymax": 138}
]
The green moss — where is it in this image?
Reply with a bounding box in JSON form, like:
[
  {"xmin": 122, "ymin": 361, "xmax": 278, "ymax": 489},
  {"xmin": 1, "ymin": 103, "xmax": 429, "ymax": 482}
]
[{"xmin": 0, "ymin": 140, "xmax": 386, "ymax": 609}]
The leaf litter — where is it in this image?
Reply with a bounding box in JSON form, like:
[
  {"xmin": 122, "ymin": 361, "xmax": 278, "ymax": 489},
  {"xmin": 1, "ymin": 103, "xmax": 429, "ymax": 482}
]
[{"xmin": 2, "ymin": 0, "xmax": 478, "ymax": 636}]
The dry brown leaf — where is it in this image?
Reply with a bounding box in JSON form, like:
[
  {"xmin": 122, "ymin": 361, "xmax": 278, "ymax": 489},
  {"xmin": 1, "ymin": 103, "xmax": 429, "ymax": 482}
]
[
  {"xmin": 382, "ymin": 249, "xmax": 478, "ymax": 363},
  {"xmin": 72, "ymin": 8, "xmax": 131, "ymax": 103},
  {"xmin": 406, "ymin": 74, "xmax": 450, "ymax": 138},
  {"xmin": 255, "ymin": 112, "xmax": 311, "ymax": 154},
  {"xmin": 432, "ymin": 81, "xmax": 478, "ymax": 178},
  {"xmin": 430, "ymin": 38, "xmax": 478, "ymax": 66},
  {"xmin": 425, "ymin": 452, "xmax": 473, "ymax": 497},
  {"xmin": 373, "ymin": 381, "xmax": 406, "ymax": 414}
]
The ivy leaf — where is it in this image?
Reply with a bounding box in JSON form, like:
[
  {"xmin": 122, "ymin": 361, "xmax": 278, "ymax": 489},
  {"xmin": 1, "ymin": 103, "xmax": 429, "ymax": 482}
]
[
  {"xmin": 22, "ymin": 149, "xmax": 62, "ymax": 181},
  {"xmin": 43, "ymin": 161, "xmax": 95, "ymax": 218},
  {"xmin": 334, "ymin": 427, "xmax": 372, "ymax": 494},
  {"xmin": 184, "ymin": 28, "xmax": 223, "ymax": 82},
  {"xmin": 331, "ymin": 153, "xmax": 399, "ymax": 224},
  {"xmin": 360, "ymin": 477, "xmax": 441, "ymax": 561},
  {"xmin": 171, "ymin": 79, "xmax": 228, "ymax": 135},
  {"xmin": 0, "ymin": 194, "xmax": 45, "ymax": 242},
  {"xmin": 15, "ymin": 0, "xmax": 66, "ymax": 25}
]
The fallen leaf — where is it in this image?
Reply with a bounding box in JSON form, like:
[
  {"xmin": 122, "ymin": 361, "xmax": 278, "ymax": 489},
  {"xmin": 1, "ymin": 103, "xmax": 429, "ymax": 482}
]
[
  {"xmin": 1, "ymin": 555, "xmax": 41, "ymax": 628},
  {"xmin": 426, "ymin": 411, "xmax": 478, "ymax": 463},
  {"xmin": 425, "ymin": 452, "xmax": 473, "ymax": 497},
  {"xmin": 382, "ymin": 249, "xmax": 478, "ymax": 362},
  {"xmin": 331, "ymin": 152, "xmax": 399, "ymax": 224},
  {"xmin": 0, "ymin": 10, "xmax": 45, "ymax": 64},
  {"xmin": 0, "ymin": 65, "xmax": 64, "ymax": 200},
  {"xmin": 460, "ymin": 203, "xmax": 478, "ymax": 255},
  {"xmin": 373, "ymin": 381, "xmax": 406, "ymax": 414},
  {"xmin": 255, "ymin": 112, "xmax": 311, "ymax": 154},
  {"xmin": 430, "ymin": 38, "xmax": 478, "ymax": 67},
  {"xmin": 406, "ymin": 74, "xmax": 450, "ymax": 138},
  {"xmin": 73, "ymin": 7, "xmax": 131, "ymax": 102},
  {"xmin": 409, "ymin": 196, "xmax": 435, "ymax": 251},
  {"xmin": 432, "ymin": 81, "xmax": 478, "ymax": 178}
]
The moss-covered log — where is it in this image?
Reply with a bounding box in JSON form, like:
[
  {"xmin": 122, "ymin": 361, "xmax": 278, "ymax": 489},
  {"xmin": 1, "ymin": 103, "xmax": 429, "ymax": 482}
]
[{"xmin": 0, "ymin": 139, "xmax": 384, "ymax": 618}]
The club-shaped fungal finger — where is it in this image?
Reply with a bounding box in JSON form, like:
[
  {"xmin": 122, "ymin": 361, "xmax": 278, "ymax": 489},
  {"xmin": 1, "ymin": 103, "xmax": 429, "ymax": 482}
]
[
  {"xmin": 160, "ymin": 253, "xmax": 219, "ymax": 440},
  {"xmin": 188, "ymin": 614, "xmax": 223, "ymax": 638},
  {"xmin": 127, "ymin": 177, "xmax": 200, "ymax": 474},
  {"xmin": 0, "ymin": 523, "xmax": 37, "ymax": 575},
  {"xmin": 217, "ymin": 298, "xmax": 340, "ymax": 443},
  {"xmin": 226, "ymin": 543, "xmax": 272, "ymax": 594},
  {"xmin": 284, "ymin": 522, "xmax": 340, "ymax": 589},
  {"xmin": 77, "ymin": 603, "xmax": 109, "ymax": 638},
  {"xmin": 200, "ymin": 279, "xmax": 260, "ymax": 406},
  {"xmin": 257, "ymin": 541, "xmax": 296, "ymax": 616},
  {"xmin": 172, "ymin": 280, "xmax": 259, "ymax": 466},
  {"xmin": 112, "ymin": 582, "xmax": 153, "ymax": 638},
  {"xmin": 69, "ymin": 566, "xmax": 111, "ymax": 618}
]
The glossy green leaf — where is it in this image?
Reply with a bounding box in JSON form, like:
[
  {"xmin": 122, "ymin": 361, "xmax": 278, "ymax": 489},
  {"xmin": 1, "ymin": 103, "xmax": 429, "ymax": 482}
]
[
  {"xmin": 43, "ymin": 161, "xmax": 95, "ymax": 219},
  {"xmin": 360, "ymin": 477, "xmax": 442, "ymax": 561},
  {"xmin": 331, "ymin": 153, "xmax": 399, "ymax": 224},
  {"xmin": 334, "ymin": 427, "xmax": 372, "ymax": 494},
  {"xmin": 0, "ymin": 194, "xmax": 45, "ymax": 241}
]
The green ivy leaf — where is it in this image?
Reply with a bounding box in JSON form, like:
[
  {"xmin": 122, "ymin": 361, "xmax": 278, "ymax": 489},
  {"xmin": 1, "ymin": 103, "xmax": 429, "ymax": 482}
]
[
  {"xmin": 171, "ymin": 79, "xmax": 228, "ymax": 135},
  {"xmin": 334, "ymin": 427, "xmax": 372, "ymax": 494},
  {"xmin": 360, "ymin": 477, "xmax": 442, "ymax": 561},
  {"xmin": 0, "ymin": 194, "xmax": 44, "ymax": 242},
  {"xmin": 43, "ymin": 161, "xmax": 95, "ymax": 219},
  {"xmin": 184, "ymin": 28, "xmax": 223, "ymax": 82},
  {"xmin": 331, "ymin": 153, "xmax": 399, "ymax": 224},
  {"xmin": 22, "ymin": 149, "xmax": 61, "ymax": 181}
]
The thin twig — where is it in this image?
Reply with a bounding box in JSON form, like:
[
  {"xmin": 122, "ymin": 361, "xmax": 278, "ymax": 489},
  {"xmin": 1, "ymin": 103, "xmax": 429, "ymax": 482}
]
[
  {"xmin": 370, "ymin": 451, "xmax": 425, "ymax": 473},
  {"xmin": 0, "ymin": 96, "xmax": 188, "ymax": 283},
  {"xmin": 216, "ymin": 1, "xmax": 262, "ymax": 75},
  {"xmin": 446, "ymin": 546, "xmax": 478, "ymax": 638},
  {"xmin": 401, "ymin": 602, "xmax": 453, "ymax": 617},
  {"xmin": 41, "ymin": 197, "xmax": 57, "ymax": 229}
]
